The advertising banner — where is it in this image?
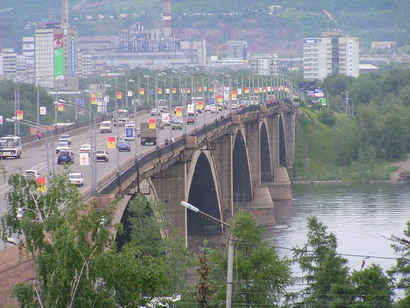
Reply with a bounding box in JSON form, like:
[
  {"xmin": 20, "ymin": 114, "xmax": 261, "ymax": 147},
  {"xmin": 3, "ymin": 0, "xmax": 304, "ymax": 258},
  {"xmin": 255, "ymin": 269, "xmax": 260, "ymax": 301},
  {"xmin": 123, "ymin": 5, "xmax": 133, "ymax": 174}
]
[
  {"xmin": 58, "ymin": 103, "xmax": 64, "ymax": 111},
  {"xmin": 36, "ymin": 177, "xmax": 47, "ymax": 192},
  {"xmin": 17, "ymin": 110, "xmax": 23, "ymax": 119},
  {"xmin": 186, "ymin": 88, "xmax": 191, "ymax": 94},
  {"xmin": 70, "ymin": 35, "xmax": 76, "ymax": 77},
  {"xmin": 127, "ymin": 90, "xmax": 133, "ymax": 97},
  {"xmin": 245, "ymin": 87, "xmax": 249, "ymax": 94},
  {"xmin": 158, "ymin": 88, "xmax": 163, "ymax": 95},
  {"xmin": 209, "ymin": 87, "xmax": 213, "ymax": 93},
  {"xmin": 197, "ymin": 101, "xmax": 203, "ymax": 109},
  {"xmin": 0, "ymin": 115, "xmax": 3, "ymax": 125},
  {"xmin": 149, "ymin": 118, "xmax": 156, "ymax": 129},
  {"xmin": 175, "ymin": 107, "xmax": 182, "ymax": 117},
  {"xmin": 172, "ymin": 88, "xmax": 177, "ymax": 94},
  {"xmin": 40, "ymin": 107, "xmax": 47, "ymax": 115},
  {"xmin": 231, "ymin": 91, "xmax": 237, "ymax": 98},
  {"xmin": 53, "ymin": 33, "xmax": 64, "ymax": 79},
  {"xmin": 254, "ymin": 88, "xmax": 259, "ymax": 94},
  {"xmin": 116, "ymin": 92, "xmax": 123, "ymax": 99},
  {"xmin": 108, "ymin": 136, "xmax": 116, "ymax": 149},
  {"xmin": 198, "ymin": 87, "xmax": 202, "ymax": 92},
  {"xmin": 139, "ymin": 88, "xmax": 145, "ymax": 95},
  {"xmin": 217, "ymin": 95, "xmax": 223, "ymax": 103},
  {"xmin": 79, "ymin": 153, "xmax": 89, "ymax": 166}
]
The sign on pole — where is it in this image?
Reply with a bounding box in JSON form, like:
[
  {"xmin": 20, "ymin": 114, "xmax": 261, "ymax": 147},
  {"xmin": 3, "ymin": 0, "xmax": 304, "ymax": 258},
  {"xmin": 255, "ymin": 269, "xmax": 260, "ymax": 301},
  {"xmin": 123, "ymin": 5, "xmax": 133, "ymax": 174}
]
[
  {"xmin": 175, "ymin": 107, "xmax": 182, "ymax": 117},
  {"xmin": 108, "ymin": 136, "xmax": 116, "ymax": 149},
  {"xmin": 17, "ymin": 110, "xmax": 23, "ymax": 119},
  {"xmin": 36, "ymin": 177, "xmax": 47, "ymax": 192},
  {"xmin": 149, "ymin": 118, "xmax": 156, "ymax": 129},
  {"xmin": 126, "ymin": 127, "xmax": 134, "ymax": 139},
  {"xmin": 58, "ymin": 103, "xmax": 64, "ymax": 111},
  {"xmin": 40, "ymin": 107, "xmax": 47, "ymax": 115},
  {"xmin": 116, "ymin": 92, "xmax": 123, "ymax": 99},
  {"xmin": 77, "ymin": 98, "xmax": 85, "ymax": 106},
  {"xmin": 79, "ymin": 153, "xmax": 89, "ymax": 166},
  {"xmin": 127, "ymin": 90, "xmax": 133, "ymax": 97},
  {"xmin": 209, "ymin": 97, "xmax": 215, "ymax": 105}
]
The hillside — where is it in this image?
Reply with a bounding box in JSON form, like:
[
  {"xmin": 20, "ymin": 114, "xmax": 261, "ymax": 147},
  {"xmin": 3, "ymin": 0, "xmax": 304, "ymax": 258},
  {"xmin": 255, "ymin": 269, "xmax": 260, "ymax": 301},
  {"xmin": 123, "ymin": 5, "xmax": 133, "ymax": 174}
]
[{"xmin": 0, "ymin": 0, "xmax": 410, "ymax": 55}]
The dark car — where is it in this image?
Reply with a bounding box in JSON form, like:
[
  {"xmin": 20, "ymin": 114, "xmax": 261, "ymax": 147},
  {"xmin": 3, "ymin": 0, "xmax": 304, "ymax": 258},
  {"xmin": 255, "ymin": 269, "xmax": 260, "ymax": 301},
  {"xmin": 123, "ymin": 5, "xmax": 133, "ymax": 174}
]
[
  {"xmin": 57, "ymin": 150, "xmax": 74, "ymax": 164},
  {"xmin": 117, "ymin": 140, "xmax": 131, "ymax": 152}
]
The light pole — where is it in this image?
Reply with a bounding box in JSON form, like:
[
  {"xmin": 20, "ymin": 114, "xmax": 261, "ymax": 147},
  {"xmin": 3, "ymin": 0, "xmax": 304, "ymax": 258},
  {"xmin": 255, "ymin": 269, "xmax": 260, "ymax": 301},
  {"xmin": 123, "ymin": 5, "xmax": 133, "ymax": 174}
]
[
  {"xmin": 180, "ymin": 201, "xmax": 234, "ymax": 308},
  {"xmin": 382, "ymin": 233, "xmax": 410, "ymax": 245},
  {"xmin": 56, "ymin": 100, "xmax": 97, "ymax": 195}
]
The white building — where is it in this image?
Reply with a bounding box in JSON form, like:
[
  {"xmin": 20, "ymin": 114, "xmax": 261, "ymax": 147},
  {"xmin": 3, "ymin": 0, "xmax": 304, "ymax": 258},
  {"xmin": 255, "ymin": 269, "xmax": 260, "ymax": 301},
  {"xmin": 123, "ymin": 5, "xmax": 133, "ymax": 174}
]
[
  {"xmin": 303, "ymin": 31, "xmax": 359, "ymax": 80},
  {"xmin": 22, "ymin": 37, "xmax": 35, "ymax": 78},
  {"xmin": 35, "ymin": 27, "xmax": 79, "ymax": 90},
  {"xmin": 249, "ymin": 53, "xmax": 279, "ymax": 76}
]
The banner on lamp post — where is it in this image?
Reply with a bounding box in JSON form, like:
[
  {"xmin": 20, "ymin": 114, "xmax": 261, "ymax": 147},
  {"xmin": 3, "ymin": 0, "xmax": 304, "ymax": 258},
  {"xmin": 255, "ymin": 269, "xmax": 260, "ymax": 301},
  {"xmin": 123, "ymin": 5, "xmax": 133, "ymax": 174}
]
[
  {"xmin": 149, "ymin": 118, "xmax": 156, "ymax": 129},
  {"xmin": 40, "ymin": 107, "xmax": 47, "ymax": 115},
  {"xmin": 17, "ymin": 110, "xmax": 23, "ymax": 119},
  {"xmin": 107, "ymin": 136, "xmax": 116, "ymax": 149}
]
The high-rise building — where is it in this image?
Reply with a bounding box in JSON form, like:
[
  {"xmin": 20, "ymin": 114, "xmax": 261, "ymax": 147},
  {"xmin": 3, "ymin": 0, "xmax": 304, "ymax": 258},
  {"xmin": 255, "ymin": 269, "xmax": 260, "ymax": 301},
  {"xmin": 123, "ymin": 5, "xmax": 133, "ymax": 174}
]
[
  {"xmin": 22, "ymin": 37, "xmax": 35, "ymax": 78},
  {"xmin": 0, "ymin": 48, "xmax": 17, "ymax": 77},
  {"xmin": 35, "ymin": 27, "xmax": 79, "ymax": 90},
  {"xmin": 250, "ymin": 53, "xmax": 279, "ymax": 76},
  {"xmin": 303, "ymin": 31, "xmax": 359, "ymax": 80},
  {"xmin": 227, "ymin": 40, "xmax": 247, "ymax": 60}
]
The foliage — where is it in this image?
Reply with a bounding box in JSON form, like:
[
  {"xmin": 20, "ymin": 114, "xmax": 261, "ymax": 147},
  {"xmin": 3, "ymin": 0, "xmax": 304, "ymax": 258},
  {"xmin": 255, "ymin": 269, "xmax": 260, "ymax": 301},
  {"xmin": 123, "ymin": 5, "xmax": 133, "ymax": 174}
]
[
  {"xmin": 124, "ymin": 194, "xmax": 192, "ymax": 297},
  {"xmin": 293, "ymin": 216, "xmax": 351, "ymax": 307},
  {"xmin": 209, "ymin": 212, "xmax": 292, "ymax": 306},
  {"xmin": 1, "ymin": 173, "xmax": 169, "ymax": 307},
  {"xmin": 194, "ymin": 242, "xmax": 218, "ymax": 308},
  {"xmin": 317, "ymin": 109, "xmax": 336, "ymax": 126}
]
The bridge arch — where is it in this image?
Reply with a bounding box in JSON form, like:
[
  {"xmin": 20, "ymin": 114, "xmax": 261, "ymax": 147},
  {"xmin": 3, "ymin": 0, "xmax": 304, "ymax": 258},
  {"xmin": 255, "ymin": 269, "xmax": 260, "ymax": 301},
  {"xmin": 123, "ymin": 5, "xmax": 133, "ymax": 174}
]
[
  {"xmin": 279, "ymin": 115, "xmax": 287, "ymax": 167},
  {"xmin": 260, "ymin": 121, "xmax": 273, "ymax": 182},
  {"xmin": 233, "ymin": 129, "xmax": 252, "ymax": 202},
  {"xmin": 186, "ymin": 150, "xmax": 222, "ymax": 235}
]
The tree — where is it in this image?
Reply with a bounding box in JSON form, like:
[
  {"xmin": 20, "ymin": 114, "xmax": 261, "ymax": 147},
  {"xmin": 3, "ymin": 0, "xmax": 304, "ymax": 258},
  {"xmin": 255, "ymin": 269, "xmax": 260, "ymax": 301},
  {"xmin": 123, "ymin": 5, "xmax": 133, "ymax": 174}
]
[
  {"xmin": 293, "ymin": 216, "xmax": 352, "ymax": 307},
  {"xmin": 209, "ymin": 211, "xmax": 292, "ymax": 306},
  {"xmin": 1, "ymin": 173, "xmax": 169, "ymax": 307}
]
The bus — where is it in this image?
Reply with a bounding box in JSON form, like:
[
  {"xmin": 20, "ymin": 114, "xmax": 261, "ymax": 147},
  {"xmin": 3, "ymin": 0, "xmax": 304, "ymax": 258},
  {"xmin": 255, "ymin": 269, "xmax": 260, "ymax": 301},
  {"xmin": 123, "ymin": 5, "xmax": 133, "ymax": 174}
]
[
  {"xmin": 0, "ymin": 136, "xmax": 22, "ymax": 159},
  {"xmin": 113, "ymin": 109, "xmax": 129, "ymax": 127}
]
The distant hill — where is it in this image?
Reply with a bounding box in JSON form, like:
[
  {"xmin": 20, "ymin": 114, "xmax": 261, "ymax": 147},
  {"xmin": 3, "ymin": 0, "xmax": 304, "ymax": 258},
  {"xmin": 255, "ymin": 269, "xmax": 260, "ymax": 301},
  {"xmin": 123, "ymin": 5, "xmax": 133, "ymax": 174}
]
[{"xmin": 1, "ymin": 0, "xmax": 409, "ymax": 56}]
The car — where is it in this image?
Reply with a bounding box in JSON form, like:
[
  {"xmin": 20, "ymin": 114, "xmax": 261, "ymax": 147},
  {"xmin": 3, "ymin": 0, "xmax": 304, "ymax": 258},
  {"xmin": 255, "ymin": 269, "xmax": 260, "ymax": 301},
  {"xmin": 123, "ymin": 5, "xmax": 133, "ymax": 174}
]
[
  {"xmin": 150, "ymin": 108, "xmax": 159, "ymax": 116},
  {"xmin": 136, "ymin": 127, "xmax": 141, "ymax": 137},
  {"xmin": 210, "ymin": 105, "xmax": 217, "ymax": 113},
  {"xmin": 204, "ymin": 105, "xmax": 212, "ymax": 112},
  {"xmin": 57, "ymin": 150, "xmax": 75, "ymax": 164},
  {"xmin": 68, "ymin": 172, "xmax": 84, "ymax": 186},
  {"xmin": 58, "ymin": 134, "xmax": 71, "ymax": 145},
  {"xmin": 117, "ymin": 140, "xmax": 131, "ymax": 152},
  {"xmin": 95, "ymin": 150, "xmax": 109, "ymax": 162},
  {"xmin": 23, "ymin": 169, "xmax": 40, "ymax": 180},
  {"xmin": 171, "ymin": 120, "xmax": 183, "ymax": 130},
  {"xmin": 56, "ymin": 141, "xmax": 70, "ymax": 154},
  {"xmin": 100, "ymin": 120, "xmax": 113, "ymax": 133},
  {"xmin": 187, "ymin": 116, "xmax": 195, "ymax": 125},
  {"xmin": 158, "ymin": 105, "xmax": 168, "ymax": 112},
  {"xmin": 79, "ymin": 144, "xmax": 92, "ymax": 154}
]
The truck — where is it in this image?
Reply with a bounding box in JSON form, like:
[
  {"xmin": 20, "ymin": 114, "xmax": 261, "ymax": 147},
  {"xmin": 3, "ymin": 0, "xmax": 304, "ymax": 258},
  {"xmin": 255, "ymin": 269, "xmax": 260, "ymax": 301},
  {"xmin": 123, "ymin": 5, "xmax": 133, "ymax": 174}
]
[{"xmin": 140, "ymin": 123, "xmax": 157, "ymax": 146}]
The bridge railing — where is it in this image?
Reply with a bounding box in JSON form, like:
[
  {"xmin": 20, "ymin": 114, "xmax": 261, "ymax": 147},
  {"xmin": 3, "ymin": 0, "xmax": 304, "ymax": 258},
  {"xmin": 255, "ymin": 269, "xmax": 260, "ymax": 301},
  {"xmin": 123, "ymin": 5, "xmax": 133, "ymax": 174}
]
[{"xmin": 97, "ymin": 104, "xmax": 289, "ymax": 195}]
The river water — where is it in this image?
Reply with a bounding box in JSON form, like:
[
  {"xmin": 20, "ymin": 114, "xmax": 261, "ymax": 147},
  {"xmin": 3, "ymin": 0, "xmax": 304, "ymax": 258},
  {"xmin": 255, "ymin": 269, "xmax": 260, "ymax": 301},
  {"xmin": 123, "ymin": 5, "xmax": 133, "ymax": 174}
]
[{"xmin": 266, "ymin": 182, "xmax": 410, "ymax": 297}]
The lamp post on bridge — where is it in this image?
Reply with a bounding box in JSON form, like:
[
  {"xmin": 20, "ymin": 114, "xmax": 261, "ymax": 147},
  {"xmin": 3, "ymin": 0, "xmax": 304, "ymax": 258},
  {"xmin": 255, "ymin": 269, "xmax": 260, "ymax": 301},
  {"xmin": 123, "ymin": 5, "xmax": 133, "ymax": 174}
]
[{"xmin": 180, "ymin": 201, "xmax": 234, "ymax": 308}]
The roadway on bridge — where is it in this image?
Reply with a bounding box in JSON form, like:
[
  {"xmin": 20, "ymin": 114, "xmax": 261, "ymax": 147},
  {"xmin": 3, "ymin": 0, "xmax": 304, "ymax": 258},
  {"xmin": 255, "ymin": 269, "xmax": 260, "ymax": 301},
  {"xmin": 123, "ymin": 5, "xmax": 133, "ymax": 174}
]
[{"xmin": 0, "ymin": 109, "xmax": 228, "ymax": 225}]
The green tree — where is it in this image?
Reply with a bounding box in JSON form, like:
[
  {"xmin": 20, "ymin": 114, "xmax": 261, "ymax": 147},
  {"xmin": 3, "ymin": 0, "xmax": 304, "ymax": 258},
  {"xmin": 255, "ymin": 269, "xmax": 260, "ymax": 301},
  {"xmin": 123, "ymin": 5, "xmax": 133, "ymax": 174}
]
[
  {"xmin": 1, "ymin": 173, "xmax": 169, "ymax": 307},
  {"xmin": 293, "ymin": 216, "xmax": 352, "ymax": 307},
  {"xmin": 210, "ymin": 212, "xmax": 292, "ymax": 306},
  {"xmin": 195, "ymin": 242, "xmax": 218, "ymax": 308}
]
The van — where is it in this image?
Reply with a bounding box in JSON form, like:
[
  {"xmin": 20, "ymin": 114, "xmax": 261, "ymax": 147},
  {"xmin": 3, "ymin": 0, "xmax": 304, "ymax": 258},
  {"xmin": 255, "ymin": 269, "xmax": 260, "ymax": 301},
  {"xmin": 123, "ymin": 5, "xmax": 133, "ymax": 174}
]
[{"xmin": 100, "ymin": 121, "xmax": 113, "ymax": 133}]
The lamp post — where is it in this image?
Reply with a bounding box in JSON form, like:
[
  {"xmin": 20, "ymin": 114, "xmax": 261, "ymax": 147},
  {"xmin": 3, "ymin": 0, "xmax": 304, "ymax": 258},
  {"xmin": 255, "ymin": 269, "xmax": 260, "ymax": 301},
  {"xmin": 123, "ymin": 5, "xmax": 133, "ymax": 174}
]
[
  {"xmin": 382, "ymin": 233, "xmax": 410, "ymax": 245},
  {"xmin": 7, "ymin": 117, "xmax": 53, "ymax": 175},
  {"xmin": 180, "ymin": 201, "xmax": 234, "ymax": 308},
  {"xmin": 56, "ymin": 100, "xmax": 97, "ymax": 195}
]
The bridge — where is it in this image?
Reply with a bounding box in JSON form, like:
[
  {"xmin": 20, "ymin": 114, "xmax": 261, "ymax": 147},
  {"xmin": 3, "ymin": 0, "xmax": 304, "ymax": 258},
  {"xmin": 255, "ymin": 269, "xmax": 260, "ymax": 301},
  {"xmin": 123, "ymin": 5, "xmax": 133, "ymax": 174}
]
[{"xmin": 0, "ymin": 100, "xmax": 298, "ymax": 306}]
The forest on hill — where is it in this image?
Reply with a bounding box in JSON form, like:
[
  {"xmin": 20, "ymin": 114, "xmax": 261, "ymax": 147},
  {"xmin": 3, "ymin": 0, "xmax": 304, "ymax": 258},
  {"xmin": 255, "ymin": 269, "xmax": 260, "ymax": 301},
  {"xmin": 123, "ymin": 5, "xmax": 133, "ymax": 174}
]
[{"xmin": 1, "ymin": 0, "xmax": 410, "ymax": 55}]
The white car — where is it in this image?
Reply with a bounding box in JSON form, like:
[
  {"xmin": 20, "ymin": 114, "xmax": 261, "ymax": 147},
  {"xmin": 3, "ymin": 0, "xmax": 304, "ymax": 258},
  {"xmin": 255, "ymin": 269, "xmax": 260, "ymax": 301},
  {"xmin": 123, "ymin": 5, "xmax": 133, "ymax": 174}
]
[
  {"xmin": 95, "ymin": 150, "xmax": 109, "ymax": 162},
  {"xmin": 23, "ymin": 169, "xmax": 40, "ymax": 180},
  {"xmin": 58, "ymin": 134, "xmax": 72, "ymax": 144},
  {"xmin": 56, "ymin": 142, "xmax": 70, "ymax": 154},
  {"xmin": 79, "ymin": 144, "xmax": 92, "ymax": 154},
  {"xmin": 68, "ymin": 172, "xmax": 84, "ymax": 186}
]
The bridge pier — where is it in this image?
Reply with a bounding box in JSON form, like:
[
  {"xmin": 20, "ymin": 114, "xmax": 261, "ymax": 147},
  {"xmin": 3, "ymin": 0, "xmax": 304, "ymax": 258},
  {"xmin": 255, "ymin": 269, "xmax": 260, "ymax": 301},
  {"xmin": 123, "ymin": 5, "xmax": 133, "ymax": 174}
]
[{"xmin": 267, "ymin": 167, "xmax": 292, "ymax": 200}]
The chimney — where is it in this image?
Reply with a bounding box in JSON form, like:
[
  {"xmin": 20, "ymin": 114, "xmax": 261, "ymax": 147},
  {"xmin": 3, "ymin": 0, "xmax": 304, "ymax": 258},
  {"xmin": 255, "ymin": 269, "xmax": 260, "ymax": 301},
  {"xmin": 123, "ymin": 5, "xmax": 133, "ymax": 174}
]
[{"xmin": 162, "ymin": 0, "xmax": 171, "ymax": 36}]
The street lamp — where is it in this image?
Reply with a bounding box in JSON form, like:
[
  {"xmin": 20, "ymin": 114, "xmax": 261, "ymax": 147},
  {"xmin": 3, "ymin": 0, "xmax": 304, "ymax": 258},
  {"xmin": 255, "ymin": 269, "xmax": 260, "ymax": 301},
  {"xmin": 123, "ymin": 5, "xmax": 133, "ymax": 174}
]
[
  {"xmin": 180, "ymin": 201, "xmax": 234, "ymax": 308},
  {"xmin": 382, "ymin": 233, "xmax": 410, "ymax": 245}
]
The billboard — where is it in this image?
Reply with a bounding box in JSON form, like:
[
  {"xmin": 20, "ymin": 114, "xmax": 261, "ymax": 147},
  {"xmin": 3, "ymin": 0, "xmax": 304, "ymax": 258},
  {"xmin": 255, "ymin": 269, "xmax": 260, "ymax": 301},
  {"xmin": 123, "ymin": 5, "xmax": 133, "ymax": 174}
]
[{"xmin": 54, "ymin": 33, "xmax": 64, "ymax": 79}]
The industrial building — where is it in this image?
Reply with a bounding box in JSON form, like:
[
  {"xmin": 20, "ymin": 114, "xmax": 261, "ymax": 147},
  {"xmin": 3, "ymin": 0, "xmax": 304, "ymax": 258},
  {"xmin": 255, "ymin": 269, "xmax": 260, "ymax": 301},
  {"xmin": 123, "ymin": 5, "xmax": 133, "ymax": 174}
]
[{"xmin": 303, "ymin": 30, "xmax": 359, "ymax": 80}]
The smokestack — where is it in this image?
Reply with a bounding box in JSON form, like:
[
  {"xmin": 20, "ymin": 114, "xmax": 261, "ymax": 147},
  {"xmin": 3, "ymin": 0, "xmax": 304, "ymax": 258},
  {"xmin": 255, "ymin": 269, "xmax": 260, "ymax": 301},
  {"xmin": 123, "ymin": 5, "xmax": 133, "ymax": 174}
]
[
  {"xmin": 61, "ymin": 0, "xmax": 69, "ymax": 28},
  {"xmin": 162, "ymin": 0, "xmax": 171, "ymax": 36}
]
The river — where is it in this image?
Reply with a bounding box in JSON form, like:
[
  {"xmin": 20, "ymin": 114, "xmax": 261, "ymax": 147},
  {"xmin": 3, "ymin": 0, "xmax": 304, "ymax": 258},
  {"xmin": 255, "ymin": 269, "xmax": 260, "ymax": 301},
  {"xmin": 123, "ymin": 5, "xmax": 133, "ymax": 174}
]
[{"xmin": 266, "ymin": 182, "xmax": 410, "ymax": 297}]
